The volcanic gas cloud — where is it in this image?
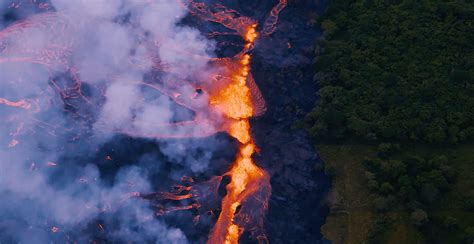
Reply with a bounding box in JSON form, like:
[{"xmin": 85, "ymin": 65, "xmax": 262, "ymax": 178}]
[{"xmin": 0, "ymin": 0, "xmax": 287, "ymax": 243}]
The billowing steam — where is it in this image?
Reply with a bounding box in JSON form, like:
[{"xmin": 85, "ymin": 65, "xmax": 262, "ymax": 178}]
[{"xmin": 0, "ymin": 0, "xmax": 219, "ymax": 242}]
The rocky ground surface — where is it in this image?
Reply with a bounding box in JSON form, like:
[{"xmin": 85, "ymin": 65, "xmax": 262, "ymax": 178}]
[{"xmin": 248, "ymin": 0, "xmax": 330, "ymax": 243}]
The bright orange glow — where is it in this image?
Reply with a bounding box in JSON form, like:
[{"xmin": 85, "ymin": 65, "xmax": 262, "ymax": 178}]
[
  {"xmin": 207, "ymin": 23, "xmax": 267, "ymax": 244},
  {"xmin": 245, "ymin": 25, "xmax": 258, "ymax": 42},
  {"xmin": 210, "ymin": 81, "xmax": 253, "ymax": 120},
  {"xmin": 228, "ymin": 120, "xmax": 250, "ymax": 144}
]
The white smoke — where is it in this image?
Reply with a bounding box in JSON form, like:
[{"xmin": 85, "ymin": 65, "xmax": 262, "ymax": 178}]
[{"xmin": 0, "ymin": 0, "xmax": 222, "ymax": 242}]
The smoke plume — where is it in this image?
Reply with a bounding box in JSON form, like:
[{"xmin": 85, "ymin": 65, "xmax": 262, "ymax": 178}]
[{"xmin": 0, "ymin": 0, "xmax": 220, "ymax": 242}]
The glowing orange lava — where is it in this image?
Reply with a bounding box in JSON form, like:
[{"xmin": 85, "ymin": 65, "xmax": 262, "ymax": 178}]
[{"xmin": 207, "ymin": 24, "xmax": 265, "ymax": 244}]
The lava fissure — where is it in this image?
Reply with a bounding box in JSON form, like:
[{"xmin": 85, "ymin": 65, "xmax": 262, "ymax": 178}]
[{"xmin": 0, "ymin": 0, "xmax": 287, "ymax": 243}]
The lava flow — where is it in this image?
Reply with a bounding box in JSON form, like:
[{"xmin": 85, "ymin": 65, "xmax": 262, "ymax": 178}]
[
  {"xmin": 0, "ymin": 0, "xmax": 287, "ymax": 243},
  {"xmin": 207, "ymin": 24, "xmax": 268, "ymax": 244},
  {"xmin": 174, "ymin": 1, "xmax": 287, "ymax": 242}
]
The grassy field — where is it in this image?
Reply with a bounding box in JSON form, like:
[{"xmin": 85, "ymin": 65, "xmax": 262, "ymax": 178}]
[
  {"xmin": 318, "ymin": 144, "xmax": 377, "ymax": 244},
  {"xmin": 318, "ymin": 144, "xmax": 474, "ymax": 243}
]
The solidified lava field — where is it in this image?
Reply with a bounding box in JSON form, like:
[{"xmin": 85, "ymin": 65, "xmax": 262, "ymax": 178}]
[{"xmin": 0, "ymin": 0, "xmax": 329, "ymax": 243}]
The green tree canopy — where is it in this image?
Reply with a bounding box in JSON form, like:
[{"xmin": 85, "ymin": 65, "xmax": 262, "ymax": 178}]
[{"xmin": 306, "ymin": 0, "xmax": 474, "ymax": 144}]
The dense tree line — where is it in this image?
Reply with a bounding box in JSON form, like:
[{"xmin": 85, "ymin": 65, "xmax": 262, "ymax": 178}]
[
  {"xmin": 364, "ymin": 144, "xmax": 456, "ymax": 209},
  {"xmin": 362, "ymin": 143, "xmax": 474, "ymax": 243},
  {"xmin": 364, "ymin": 153, "xmax": 455, "ymax": 208},
  {"xmin": 305, "ymin": 0, "xmax": 474, "ymax": 144}
]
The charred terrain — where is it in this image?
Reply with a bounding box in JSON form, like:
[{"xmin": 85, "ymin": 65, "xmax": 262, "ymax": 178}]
[{"xmin": 0, "ymin": 0, "xmax": 329, "ymax": 243}]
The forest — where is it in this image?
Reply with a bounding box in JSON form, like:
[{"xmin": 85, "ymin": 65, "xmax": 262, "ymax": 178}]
[
  {"xmin": 305, "ymin": 0, "xmax": 474, "ymax": 144},
  {"xmin": 307, "ymin": 0, "xmax": 474, "ymax": 243}
]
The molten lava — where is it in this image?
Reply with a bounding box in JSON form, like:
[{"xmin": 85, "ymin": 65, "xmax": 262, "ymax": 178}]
[
  {"xmin": 0, "ymin": 0, "xmax": 287, "ymax": 243},
  {"xmin": 206, "ymin": 24, "xmax": 268, "ymax": 244}
]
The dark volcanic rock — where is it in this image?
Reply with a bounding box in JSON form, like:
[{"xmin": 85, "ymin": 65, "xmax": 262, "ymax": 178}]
[
  {"xmin": 254, "ymin": 128, "xmax": 329, "ymax": 244},
  {"xmin": 247, "ymin": 0, "xmax": 330, "ymax": 243}
]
